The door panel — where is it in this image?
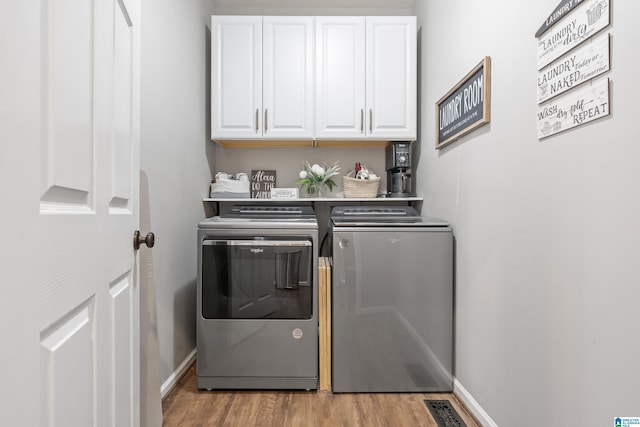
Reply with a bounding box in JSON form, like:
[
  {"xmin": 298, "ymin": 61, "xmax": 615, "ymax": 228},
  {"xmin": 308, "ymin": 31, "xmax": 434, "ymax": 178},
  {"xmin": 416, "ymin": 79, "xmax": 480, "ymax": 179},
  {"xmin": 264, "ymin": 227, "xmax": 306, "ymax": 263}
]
[
  {"xmin": 40, "ymin": 302, "xmax": 95, "ymax": 427},
  {"xmin": 113, "ymin": 0, "xmax": 134, "ymax": 210},
  {"xmin": 40, "ymin": 0, "xmax": 93, "ymax": 211},
  {"xmin": 111, "ymin": 274, "xmax": 134, "ymax": 427}
]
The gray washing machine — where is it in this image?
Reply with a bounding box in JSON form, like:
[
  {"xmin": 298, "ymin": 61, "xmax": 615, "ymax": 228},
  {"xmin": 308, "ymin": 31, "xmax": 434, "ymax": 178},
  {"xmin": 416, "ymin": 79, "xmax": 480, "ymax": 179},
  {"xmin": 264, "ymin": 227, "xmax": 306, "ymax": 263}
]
[
  {"xmin": 197, "ymin": 205, "xmax": 318, "ymax": 390},
  {"xmin": 330, "ymin": 205, "xmax": 453, "ymax": 392}
]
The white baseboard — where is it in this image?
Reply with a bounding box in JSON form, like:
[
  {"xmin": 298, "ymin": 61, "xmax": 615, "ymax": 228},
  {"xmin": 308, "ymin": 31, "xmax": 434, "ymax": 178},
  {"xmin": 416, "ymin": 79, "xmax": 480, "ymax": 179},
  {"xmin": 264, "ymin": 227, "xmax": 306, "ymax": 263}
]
[
  {"xmin": 161, "ymin": 348, "xmax": 197, "ymax": 399},
  {"xmin": 453, "ymin": 378, "xmax": 498, "ymax": 427}
]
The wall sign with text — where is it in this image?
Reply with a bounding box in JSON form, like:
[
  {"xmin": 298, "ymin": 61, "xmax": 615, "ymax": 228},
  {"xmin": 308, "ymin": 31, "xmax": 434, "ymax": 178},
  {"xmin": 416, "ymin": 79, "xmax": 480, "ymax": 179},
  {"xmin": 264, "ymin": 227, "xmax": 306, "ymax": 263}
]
[
  {"xmin": 535, "ymin": 0, "xmax": 586, "ymax": 38},
  {"xmin": 535, "ymin": 0, "xmax": 612, "ymax": 139},
  {"xmin": 435, "ymin": 57, "xmax": 491, "ymax": 149},
  {"xmin": 251, "ymin": 170, "xmax": 276, "ymax": 199},
  {"xmin": 537, "ymin": 33, "xmax": 610, "ymax": 103},
  {"xmin": 537, "ymin": 77, "xmax": 609, "ymax": 139},
  {"xmin": 537, "ymin": 0, "xmax": 609, "ymax": 70}
]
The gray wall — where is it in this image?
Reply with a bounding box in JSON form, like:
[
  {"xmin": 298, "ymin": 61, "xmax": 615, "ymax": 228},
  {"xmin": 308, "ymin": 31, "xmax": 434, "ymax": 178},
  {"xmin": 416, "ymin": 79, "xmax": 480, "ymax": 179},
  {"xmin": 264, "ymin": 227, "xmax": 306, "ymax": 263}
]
[
  {"xmin": 415, "ymin": 0, "xmax": 640, "ymax": 425},
  {"xmin": 140, "ymin": 0, "xmax": 215, "ymax": 388}
]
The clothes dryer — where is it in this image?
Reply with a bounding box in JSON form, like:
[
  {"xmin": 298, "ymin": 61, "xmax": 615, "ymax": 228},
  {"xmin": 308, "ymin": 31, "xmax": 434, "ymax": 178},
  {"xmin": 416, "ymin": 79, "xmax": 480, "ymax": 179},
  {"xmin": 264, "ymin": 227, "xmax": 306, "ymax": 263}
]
[{"xmin": 197, "ymin": 205, "xmax": 318, "ymax": 389}]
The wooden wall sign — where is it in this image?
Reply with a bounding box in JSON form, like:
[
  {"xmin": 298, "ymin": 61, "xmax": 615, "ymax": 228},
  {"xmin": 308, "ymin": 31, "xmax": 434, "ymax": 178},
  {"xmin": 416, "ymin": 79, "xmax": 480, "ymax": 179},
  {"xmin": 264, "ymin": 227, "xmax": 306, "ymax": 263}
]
[
  {"xmin": 537, "ymin": 0, "xmax": 609, "ymax": 70},
  {"xmin": 251, "ymin": 170, "xmax": 276, "ymax": 198},
  {"xmin": 535, "ymin": 0, "xmax": 586, "ymax": 38},
  {"xmin": 435, "ymin": 57, "xmax": 491, "ymax": 149},
  {"xmin": 537, "ymin": 77, "xmax": 609, "ymax": 139},
  {"xmin": 537, "ymin": 33, "xmax": 610, "ymax": 103}
]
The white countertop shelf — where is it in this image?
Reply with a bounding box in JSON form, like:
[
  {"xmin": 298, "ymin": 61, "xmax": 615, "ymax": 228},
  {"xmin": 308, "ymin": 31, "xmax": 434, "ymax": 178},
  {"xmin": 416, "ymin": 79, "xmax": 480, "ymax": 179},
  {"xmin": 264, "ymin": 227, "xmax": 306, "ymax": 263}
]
[{"xmin": 204, "ymin": 197, "xmax": 423, "ymax": 203}]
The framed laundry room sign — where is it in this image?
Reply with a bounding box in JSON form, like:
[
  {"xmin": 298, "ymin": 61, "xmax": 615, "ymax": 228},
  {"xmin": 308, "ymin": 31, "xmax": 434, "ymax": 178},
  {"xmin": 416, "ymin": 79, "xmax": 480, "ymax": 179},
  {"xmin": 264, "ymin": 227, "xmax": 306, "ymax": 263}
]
[{"xmin": 435, "ymin": 56, "xmax": 491, "ymax": 149}]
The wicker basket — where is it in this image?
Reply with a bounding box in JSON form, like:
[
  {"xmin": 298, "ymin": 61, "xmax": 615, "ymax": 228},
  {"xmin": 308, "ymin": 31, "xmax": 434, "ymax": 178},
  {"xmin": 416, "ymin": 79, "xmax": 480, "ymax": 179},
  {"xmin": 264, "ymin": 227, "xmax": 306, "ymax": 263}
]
[{"xmin": 343, "ymin": 176, "xmax": 381, "ymax": 198}]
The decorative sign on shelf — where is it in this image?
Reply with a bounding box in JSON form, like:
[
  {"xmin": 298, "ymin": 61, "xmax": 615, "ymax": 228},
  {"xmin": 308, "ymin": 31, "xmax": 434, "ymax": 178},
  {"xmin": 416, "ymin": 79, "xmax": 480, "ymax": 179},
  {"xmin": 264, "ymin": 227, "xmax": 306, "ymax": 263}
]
[
  {"xmin": 251, "ymin": 170, "xmax": 276, "ymax": 199},
  {"xmin": 537, "ymin": 0, "xmax": 609, "ymax": 70},
  {"xmin": 537, "ymin": 33, "xmax": 610, "ymax": 103},
  {"xmin": 270, "ymin": 188, "xmax": 299, "ymax": 200},
  {"xmin": 536, "ymin": 77, "xmax": 609, "ymax": 139},
  {"xmin": 535, "ymin": 0, "xmax": 586, "ymax": 38},
  {"xmin": 435, "ymin": 56, "xmax": 491, "ymax": 149}
]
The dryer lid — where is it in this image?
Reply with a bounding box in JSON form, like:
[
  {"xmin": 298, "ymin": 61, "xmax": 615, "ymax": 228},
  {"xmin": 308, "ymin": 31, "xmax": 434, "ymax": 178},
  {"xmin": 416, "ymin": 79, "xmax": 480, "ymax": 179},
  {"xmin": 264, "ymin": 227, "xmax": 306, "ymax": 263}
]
[{"xmin": 330, "ymin": 206, "xmax": 449, "ymax": 227}]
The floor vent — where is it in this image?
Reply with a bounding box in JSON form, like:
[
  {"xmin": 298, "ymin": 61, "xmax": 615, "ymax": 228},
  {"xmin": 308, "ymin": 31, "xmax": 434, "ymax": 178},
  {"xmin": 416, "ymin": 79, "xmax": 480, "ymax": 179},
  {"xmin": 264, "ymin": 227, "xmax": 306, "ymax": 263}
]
[{"xmin": 424, "ymin": 400, "xmax": 468, "ymax": 427}]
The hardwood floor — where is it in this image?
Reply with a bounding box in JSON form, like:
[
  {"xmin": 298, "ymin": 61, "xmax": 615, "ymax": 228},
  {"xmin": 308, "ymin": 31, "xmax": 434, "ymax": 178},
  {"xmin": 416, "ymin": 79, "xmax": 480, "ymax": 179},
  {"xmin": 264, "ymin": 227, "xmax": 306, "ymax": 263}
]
[{"xmin": 162, "ymin": 364, "xmax": 481, "ymax": 426}]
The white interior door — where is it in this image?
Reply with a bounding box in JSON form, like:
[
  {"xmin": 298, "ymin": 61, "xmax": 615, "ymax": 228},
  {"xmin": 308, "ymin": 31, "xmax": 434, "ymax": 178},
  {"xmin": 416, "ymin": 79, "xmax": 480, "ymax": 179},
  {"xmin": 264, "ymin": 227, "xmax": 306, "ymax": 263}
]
[{"xmin": 1, "ymin": 0, "xmax": 141, "ymax": 426}]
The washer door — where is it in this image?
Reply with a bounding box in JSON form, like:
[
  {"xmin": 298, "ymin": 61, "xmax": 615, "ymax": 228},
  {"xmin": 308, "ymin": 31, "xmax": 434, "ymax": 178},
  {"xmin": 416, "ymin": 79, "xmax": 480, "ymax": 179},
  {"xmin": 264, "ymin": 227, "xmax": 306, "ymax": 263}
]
[{"xmin": 201, "ymin": 238, "xmax": 313, "ymax": 319}]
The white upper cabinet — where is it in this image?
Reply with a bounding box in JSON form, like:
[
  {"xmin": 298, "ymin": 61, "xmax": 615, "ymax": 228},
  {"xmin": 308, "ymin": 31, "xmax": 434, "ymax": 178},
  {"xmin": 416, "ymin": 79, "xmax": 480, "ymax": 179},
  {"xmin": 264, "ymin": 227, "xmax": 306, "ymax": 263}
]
[
  {"xmin": 263, "ymin": 17, "xmax": 315, "ymax": 140},
  {"xmin": 366, "ymin": 17, "xmax": 417, "ymax": 140},
  {"xmin": 211, "ymin": 16, "xmax": 262, "ymax": 140},
  {"xmin": 316, "ymin": 16, "xmax": 416, "ymax": 141},
  {"xmin": 211, "ymin": 15, "xmax": 416, "ymax": 144},
  {"xmin": 315, "ymin": 17, "xmax": 366, "ymax": 139},
  {"xmin": 211, "ymin": 16, "xmax": 314, "ymax": 143}
]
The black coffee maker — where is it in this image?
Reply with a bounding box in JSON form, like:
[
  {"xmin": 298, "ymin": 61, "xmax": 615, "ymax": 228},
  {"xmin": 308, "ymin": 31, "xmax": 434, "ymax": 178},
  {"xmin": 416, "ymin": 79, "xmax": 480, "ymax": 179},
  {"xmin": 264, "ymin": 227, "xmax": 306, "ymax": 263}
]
[{"xmin": 385, "ymin": 142, "xmax": 412, "ymax": 197}]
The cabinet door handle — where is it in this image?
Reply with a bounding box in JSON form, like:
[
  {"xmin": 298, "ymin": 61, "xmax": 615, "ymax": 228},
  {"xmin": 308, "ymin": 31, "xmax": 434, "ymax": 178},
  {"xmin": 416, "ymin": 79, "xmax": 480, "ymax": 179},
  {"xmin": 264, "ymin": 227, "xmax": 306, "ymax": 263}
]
[
  {"xmin": 264, "ymin": 109, "xmax": 268, "ymax": 133},
  {"xmin": 255, "ymin": 109, "xmax": 259, "ymax": 133},
  {"xmin": 360, "ymin": 109, "xmax": 364, "ymax": 133},
  {"xmin": 369, "ymin": 109, "xmax": 373, "ymax": 133}
]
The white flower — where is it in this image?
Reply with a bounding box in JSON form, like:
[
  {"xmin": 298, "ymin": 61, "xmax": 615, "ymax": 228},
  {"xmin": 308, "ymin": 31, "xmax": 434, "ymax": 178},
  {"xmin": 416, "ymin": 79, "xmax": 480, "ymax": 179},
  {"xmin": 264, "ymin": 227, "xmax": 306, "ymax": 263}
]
[{"xmin": 296, "ymin": 160, "xmax": 340, "ymax": 195}]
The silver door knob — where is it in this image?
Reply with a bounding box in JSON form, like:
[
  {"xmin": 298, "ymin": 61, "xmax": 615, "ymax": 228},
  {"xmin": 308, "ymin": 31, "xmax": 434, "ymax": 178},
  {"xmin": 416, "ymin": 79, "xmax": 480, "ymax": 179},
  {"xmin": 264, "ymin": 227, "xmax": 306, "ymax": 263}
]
[{"xmin": 133, "ymin": 230, "xmax": 155, "ymax": 250}]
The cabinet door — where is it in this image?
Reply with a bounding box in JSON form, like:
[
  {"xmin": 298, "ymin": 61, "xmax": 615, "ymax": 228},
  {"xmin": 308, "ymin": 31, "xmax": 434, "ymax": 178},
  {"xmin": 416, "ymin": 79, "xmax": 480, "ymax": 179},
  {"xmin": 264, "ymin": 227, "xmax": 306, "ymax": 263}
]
[
  {"xmin": 211, "ymin": 16, "xmax": 262, "ymax": 140},
  {"xmin": 263, "ymin": 17, "xmax": 314, "ymax": 139},
  {"xmin": 315, "ymin": 17, "xmax": 365, "ymax": 140},
  {"xmin": 366, "ymin": 16, "xmax": 417, "ymax": 140}
]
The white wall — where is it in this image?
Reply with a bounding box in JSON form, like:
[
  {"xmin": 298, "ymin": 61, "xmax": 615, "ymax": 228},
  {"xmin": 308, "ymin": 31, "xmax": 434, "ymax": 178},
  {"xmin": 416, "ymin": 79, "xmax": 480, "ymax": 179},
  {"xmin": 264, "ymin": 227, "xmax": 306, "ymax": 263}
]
[
  {"xmin": 140, "ymin": 0, "xmax": 215, "ymax": 386},
  {"xmin": 415, "ymin": 0, "xmax": 640, "ymax": 425}
]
